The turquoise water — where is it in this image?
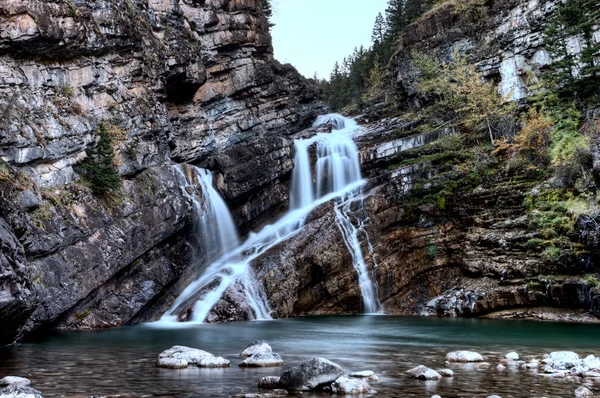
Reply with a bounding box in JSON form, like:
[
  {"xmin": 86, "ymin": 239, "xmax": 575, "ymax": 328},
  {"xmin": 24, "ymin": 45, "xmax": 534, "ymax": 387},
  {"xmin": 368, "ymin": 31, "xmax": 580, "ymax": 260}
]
[{"xmin": 1, "ymin": 316, "xmax": 599, "ymax": 397}]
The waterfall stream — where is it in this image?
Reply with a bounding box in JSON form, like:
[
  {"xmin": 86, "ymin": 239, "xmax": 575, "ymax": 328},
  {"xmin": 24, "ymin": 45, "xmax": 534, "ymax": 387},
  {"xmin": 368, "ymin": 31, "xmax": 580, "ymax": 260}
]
[{"xmin": 161, "ymin": 114, "xmax": 379, "ymax": 324}]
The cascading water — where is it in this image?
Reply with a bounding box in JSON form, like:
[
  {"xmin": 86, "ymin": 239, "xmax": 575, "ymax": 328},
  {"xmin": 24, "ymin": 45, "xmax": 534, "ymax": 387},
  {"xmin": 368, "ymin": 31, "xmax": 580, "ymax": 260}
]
[
  {"xmin": 290, "ymin": 113, "xmax": 380, "ymax": 313},
  {"xmin": 165, "ymin": 165, "xmax": 271, "ymax": 323},
  {"xmin": 161, "ymin": 113, "xmax": 380, "ymax": 325}
]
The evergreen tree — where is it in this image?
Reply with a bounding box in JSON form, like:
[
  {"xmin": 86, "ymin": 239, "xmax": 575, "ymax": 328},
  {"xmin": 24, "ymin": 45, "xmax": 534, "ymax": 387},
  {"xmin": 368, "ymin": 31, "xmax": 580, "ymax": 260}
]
[
  {"xmin": 542, "ymin": 0, "xmax": 600, "ymax": 103},
  {"xmin": 385, "ymin": 0, "xmax": 406, "ymax": 42},
  {"xmin": 371, "ymin": 12, "xmax": 386, "ymax": 45},
  {"xmin": 257, "ymin": 0, "xmax": 274, "ymax": 29}
]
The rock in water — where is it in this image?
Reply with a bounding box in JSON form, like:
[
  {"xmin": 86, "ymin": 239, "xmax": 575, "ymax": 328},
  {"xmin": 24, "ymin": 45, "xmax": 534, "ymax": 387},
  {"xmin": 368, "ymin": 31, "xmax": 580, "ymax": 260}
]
[
  {"xmin": 157, "ymin": 345, "xmax": 229, "ymax": 368},
  {"xmin": 505, "ymin": 352, "xmax": 519, "ymax": 360},
  {"xmin": 279, "ymin": 357, "xmax": 344, "ymax": 391},
  {"xmin": 549, "ymin": 351, "xmax": 580, "ymax": 369},
  {"xmin": 438, "ymin": 369, "xmax": 454, "ymax": 377},
  {"xmin": 406, "ymin": 365, "xmax": 442, "ymax": 380},
  {"xmin": 258, "ymin": 376, "xmax": 282, "ymax": 389},
  {"xmin": 240, "ymin": 340, "xmax": 273, "ymax": 357},
  {"xmin": 446, "ymin": 351, "xmax": 484, "ymax": 362},
  {"xmin": 0, "ymin": 378, "xmax": 30, "ymax": 387},
  {"xmin": 330, "ymin": 376, "xmax": 370, "ymax": 394},
  {"xmin": 349, "ymin": 371, "xmax": 379, "ymax": 382},
  {"xmin": 240, "ymin": 352, "xmax": 284, "ymax": 367},
  {"xmin": 0, "ymin": 385, "xmax": 44, "ymax": 398},
  {"xmin": 575, "ymin": 386, "xmax": 593, "ymax": 397},
  {"xmin": 157, "ymin": 358, "xmax": 188, "ymax": 369}
]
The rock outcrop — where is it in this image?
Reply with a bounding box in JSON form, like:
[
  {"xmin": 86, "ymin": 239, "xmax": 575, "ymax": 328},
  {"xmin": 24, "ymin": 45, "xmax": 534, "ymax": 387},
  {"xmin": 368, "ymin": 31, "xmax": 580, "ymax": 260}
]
[{"xmin": 0, "ymin": 0, "xmax": 324, "ymax": 344}]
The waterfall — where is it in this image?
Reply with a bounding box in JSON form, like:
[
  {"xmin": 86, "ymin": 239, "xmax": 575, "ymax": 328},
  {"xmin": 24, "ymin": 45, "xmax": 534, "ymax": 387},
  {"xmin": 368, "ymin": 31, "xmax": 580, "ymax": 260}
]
[
  {"xmin": 291, "ymin": 113, "xmax": 380, "ymax": 313},
  {"xmin": 161, "ymin": 113, "xmax": 379, "ymax": 325},
  {"xmin": 334, "ymin": 194, "xmax": 381, "ymax": 314},
  {"xmin": 165, "ymin": 165, "xmax": 271, "ymax": 323}
]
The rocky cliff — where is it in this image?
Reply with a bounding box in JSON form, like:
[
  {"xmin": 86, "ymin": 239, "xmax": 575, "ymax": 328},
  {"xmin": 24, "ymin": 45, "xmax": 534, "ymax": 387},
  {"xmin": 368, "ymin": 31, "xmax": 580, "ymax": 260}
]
[{"xmin": 0, "ymin": 0, "xmax": 324, "ymax": 344}]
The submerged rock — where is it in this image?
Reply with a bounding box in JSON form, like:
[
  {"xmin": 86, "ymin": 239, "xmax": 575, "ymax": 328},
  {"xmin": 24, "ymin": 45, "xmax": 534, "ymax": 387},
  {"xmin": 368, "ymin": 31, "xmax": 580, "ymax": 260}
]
[
  {"xmin": 0, "ymin": 378, "xmax": 30, "ymax": 388},
  {"xmin": 406, "ymin": 365, "xmax": 442, "ymax": 380},
  {"xmin": 240, "ymin": 352, "xmax": 284, "ymax": 367},
  {"xmin": 157, "ymin": 345, "xmax": 229, "ymax": 368},
  {"xmin": 330, "ymin": 376, "xmax": 370, "ymax": 394},
  {"xmin": 446, "ymin": 351, "xmax": 484, "ymax": 362},
  {"xmin": 240, "ymin": 340, "xmax": 273, "ymax": 358},
  {"xmin": 279, "ymin": 357, "xmax": 344, "ymax": 391},
  {"xmin": 258, "ymin": 376, "xmax": 282, "ymax": 389},
  {"xmin": 0, "ymin": 385, "xmax": 43, "ymax": 398},
  {"xmin": 438, "ymin": 369, "xmax": 454, "ymax": 377}
]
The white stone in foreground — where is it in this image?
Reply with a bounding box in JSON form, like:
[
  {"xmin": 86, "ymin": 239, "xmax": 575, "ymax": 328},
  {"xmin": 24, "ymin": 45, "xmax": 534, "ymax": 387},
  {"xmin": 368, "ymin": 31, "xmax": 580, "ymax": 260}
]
[
  {"xmin": 331, "ymin": 376, "xmax": 370, "ymax": 394},
  {"xmin": 240, "ymin": 339, "xmax": 273, "ymax": 358},
  {"xmin": 505, "ymin": 352, "xmax": 519, "ymax": 360},
  {"xmin": 438, "ymin": 369, "xmax": 454, "ymax": 377},
  {"xmin": 549, "ymin": 351, "xmax": 580, "ymax": 369},
  {"xmin": 406, "ymin": 365, "xmax": 442, "ymax": 380},
  {"xmin": 157, "ymin": 357, "xmax": 188, "ymax": 369},
  {"xmin": 239, "ymin": 352, "xmax": 284, "ymax": 367},
  {"xmin": 349, "ymin": 370, "xmax": 379, "ymax": 382},
  {"xmin": 0, "ymin": 378, "xmax": 30, "ymax": 387},
  {"xmin": 157, "ymin": 345, "xmax": 230, "ymax": 368},
  {"xmin": 446, "ymin": 351, "xmax": 484, "ymax": 362}
]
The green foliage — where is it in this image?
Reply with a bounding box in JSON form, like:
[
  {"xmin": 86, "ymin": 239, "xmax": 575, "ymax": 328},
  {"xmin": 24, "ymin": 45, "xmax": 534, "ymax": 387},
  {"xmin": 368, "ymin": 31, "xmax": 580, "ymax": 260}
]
[
  {"xmin": 61, "ymin": 85, "xmax": 75, "ymax": 97},
  {"xmin": 412, "ymin": 51, "xmax": 516, "ymax": 144},
  {"xmin": 323, "ymin": 0, "xmax": 437, "ymax": 111},
  {"xmin": 426, "ymin": 244, "xmax": 438, "ymax": 260},
  {"xmin": 541, "ymin": 0, "xmax": 600, "ymax": 104},
  {"xmin": 582, "ymin": 274, "xmax": 600, "ymax": 289},
  {"xmin": 542, "ymin": 246, "xmax": 561, "ymax": 263},
  {"xmin": 257, "ymin": 0, "xmax": 274, "ymax": 29},
  {"xmin": 80, "ymin": 122, "xmax": 122, "ymax": 196}
]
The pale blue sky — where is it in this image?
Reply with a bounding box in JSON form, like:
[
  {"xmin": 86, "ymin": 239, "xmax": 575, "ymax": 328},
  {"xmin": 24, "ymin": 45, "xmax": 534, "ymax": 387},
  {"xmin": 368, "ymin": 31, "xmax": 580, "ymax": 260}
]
[{"xmin": 271, "ymin": 0, "xmax": 388, "ymax": 80}]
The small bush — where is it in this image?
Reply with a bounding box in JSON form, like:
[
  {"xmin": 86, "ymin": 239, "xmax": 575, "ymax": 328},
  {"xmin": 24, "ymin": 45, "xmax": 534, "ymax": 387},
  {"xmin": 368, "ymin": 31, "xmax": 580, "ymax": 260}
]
[
  {"xmin": 542, "ymin": 246, "xmax": 561, "ymax": 263},
  {"xmin": 80, "ymin": 122, "xmax": 121, "ymax": 196}
]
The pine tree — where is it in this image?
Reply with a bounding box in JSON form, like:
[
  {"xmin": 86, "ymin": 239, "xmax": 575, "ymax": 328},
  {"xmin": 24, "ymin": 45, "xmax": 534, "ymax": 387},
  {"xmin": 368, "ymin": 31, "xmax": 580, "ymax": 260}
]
[
  {"xmin": 258, "ymin": 0, "xmax": 274, "ymax": 29},
  {"xmin": 385, "ymin": 0, "xmax": 406, "ymax": 41},
  {"xmin": 543, "ymin": 0, "xmax": 600, "ymax": 102},
  {"xmin": 371, "ymin": 12, "xmax": 386, "ymax": 45}
]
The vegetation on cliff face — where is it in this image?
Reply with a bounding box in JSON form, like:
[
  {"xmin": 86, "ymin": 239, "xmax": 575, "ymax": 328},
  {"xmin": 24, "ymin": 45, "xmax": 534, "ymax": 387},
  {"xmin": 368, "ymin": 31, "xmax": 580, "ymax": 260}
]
[{"xmin": 79, "ymin": 122, "xmax": 124, "ymax": 196}]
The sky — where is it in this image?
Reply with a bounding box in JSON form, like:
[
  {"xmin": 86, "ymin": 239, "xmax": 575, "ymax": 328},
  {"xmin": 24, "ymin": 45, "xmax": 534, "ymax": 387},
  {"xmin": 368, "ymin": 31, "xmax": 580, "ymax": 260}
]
[{"xmin": 270, "ymin": 0, "xmax": 388, "ymax": 80}]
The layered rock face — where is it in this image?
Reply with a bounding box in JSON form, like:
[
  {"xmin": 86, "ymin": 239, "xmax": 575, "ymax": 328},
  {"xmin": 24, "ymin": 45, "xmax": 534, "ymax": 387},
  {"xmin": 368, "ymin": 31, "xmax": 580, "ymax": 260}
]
[
  {"xmin": 0, "ymin": 0, "xmax": 324, "ymax": 344},
  {"xmin": 390, "ymin": 0, "xmax": 598, "ymax": 104}
]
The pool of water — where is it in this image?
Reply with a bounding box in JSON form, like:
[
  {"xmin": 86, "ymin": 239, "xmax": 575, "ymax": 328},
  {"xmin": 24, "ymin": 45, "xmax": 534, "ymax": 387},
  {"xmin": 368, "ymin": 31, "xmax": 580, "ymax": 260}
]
[{"xmin": 1, "ymin": 316, "xmax": 599, "ymax": 397}]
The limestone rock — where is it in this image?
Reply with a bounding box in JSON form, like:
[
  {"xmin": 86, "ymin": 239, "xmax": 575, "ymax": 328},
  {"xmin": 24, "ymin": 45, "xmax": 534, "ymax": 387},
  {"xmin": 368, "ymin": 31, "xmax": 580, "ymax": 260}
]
[
  {"xmin": 505, "ymin": 352, "xmax": 519, "ymax": 360},
  {"xmin": 446, "ymin": 351, "xmax": 484, "ymax": 362},
  {"xmin": 240, "ymin": 340, "xmax": 273, "ymax": 358},
  {"xmin": 240, "ymin": 352, "xmax": 284, "ymax": 367},
  {"xmin": 258, "ymin": 376, "xmax": 281, "ymax": 389},
  {"xmin": 406, "ymin": 365, "xmax": 442, "ymax": 380},
  {"xmin": 157, "ymin": 358, "xmax": 188, "ymax": 369},
  {"xmin": 0, "ymin": 378, "xmax": 30, "ymax": 388},
  {"xmin": 330, "ymin": 376, "xmax": 370, "ymax": 394},
  {"xmin": 279, "ymin": 357, "xmax": 344, "ymax": 391},
  {"xmin": 549, "ymin": 351, "xmax": 580, "ymax": 369},
  {"xmin": 158, "ymin": 345, "xmax": 229, "ymax": 368},
  {"xmin": 0, "ymin": 385, "xmax": 43, "ymax": 398},
  {"xmin": 438, "ymin": 369, "xmax": 454, "ymax": 377},
  {"xmin": 575, "ymin": 386, "xmax": 593, "ymax": 397},
  {"xmin": 349, "ymin": 370, "xmax": 379, "ymax": 382}
]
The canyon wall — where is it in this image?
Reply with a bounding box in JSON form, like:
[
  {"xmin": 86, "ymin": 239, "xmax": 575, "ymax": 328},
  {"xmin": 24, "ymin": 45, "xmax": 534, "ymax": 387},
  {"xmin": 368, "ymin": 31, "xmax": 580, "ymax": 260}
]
[{"xmin": 0, "ymin": 0, "xmax": 324, "ymax": 344}]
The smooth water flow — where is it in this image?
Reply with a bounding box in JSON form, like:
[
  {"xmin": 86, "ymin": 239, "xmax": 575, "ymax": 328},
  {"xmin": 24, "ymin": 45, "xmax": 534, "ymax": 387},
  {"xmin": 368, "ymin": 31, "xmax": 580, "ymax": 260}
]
[
  {"xmin": 164, "ymin": 114, "xmax": 379, "ymax": 324},
  {"xmin": 165, "ymin": 166, "xmax": 271, "ymax": 323},
  {"xmin": 290, "ymin": 113, "xmax": 380, "ymax": 312},
  {"xmin": 334, "ymin": 193, "xmax": 381, "ymax": 313}
]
